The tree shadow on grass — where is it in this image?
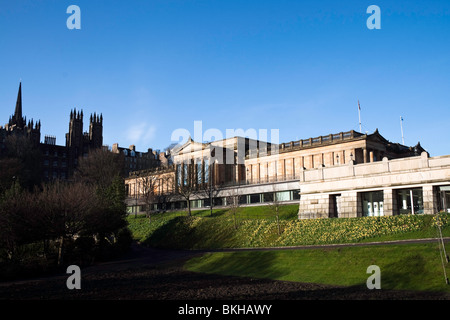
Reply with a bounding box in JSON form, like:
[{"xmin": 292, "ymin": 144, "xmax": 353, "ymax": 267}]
[
  {"xmin": 186, "ymin": 250, "xmax": 286, "ymax": 281},
  {"xmin": 381, "ymin": 254, "xmax": 427, "ymax": 290}
]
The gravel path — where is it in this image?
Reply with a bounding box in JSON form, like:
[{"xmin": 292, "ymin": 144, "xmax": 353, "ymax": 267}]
[{"xmin": 0, "ymin": 242, "xmax": 449, "ymax": 300}]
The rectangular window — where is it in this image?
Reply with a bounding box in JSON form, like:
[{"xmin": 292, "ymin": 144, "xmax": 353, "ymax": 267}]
[
  {"xmin": 197, "ymin": 161, "xmax": 202, "ymax": 184},
  {"xmin": 183, "ymin": 164, "xmax": 188, "ymax": 185},
  {"xmin": 204, "ymin": 159, "xmax": 209, "ymax": 183},
  {"xmin": 190, "ymin": 199, "xmax": 203, "ymax": 209},
  {"xmin": 249, "ymin": 193, "xmax": 261, "ymax": 204},
  {"xmin": 276, "ymin": 191, "xmax": 291, "ymax": 202},
  {"xmin": 263, "ymin": 192, "xmax": 274, "ymax": 202},
  {"xmin": 177, "ymin": 164, "xmax": 182, "ymax": 186},
  {"xmin": 396, "ymin": 188, "xmax": 423, "ymax": 215},
  {"xmin": 438, "ymin": 186, "xmax": 450, "ymax": 213},
  {"xmin": 361, "ymin": 191, "xmax": 384, "ymax": 217}
]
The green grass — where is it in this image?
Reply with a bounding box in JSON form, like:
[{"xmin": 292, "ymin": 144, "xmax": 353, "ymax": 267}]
[
  {"xmin": 184, "ymin": 243, "xmax": 450, "ymax": 292},
  {"xmin": 126, "ymin": 207, "xmax": 450, "ymax": 293}
]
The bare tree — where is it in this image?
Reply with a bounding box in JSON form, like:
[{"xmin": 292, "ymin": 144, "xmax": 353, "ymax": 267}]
[
  {"xmin": 157, "ymin": 174, "xmax": 175, "ymax": 212},
  {"xmin": 0, "ymin": 158, "xmax": 22, "ymax": 194},
  {"xmin": 74, "ymin": 148, "xmax": 125, "ymax": 190},
  {"xmin": 266, "ymin": 186, "xmax": 282, "ymax": 235},
  {"xmin": 2, "ymin": 135, "xmax": 42, "ymax": 190},
  {"xmin": 139, "ymin": 172, "xmax": 159, "ymax": 224},
  {"xmin": 198, "ymin": 164, "xmax": 222, "ymax": 216},
  {"xmin": 174, "ymin": 161, "xmax": 199, "ymax": 216},
  {"xmin": 225, "ymin": 188, "xmax": 242, "ymax": 230}
]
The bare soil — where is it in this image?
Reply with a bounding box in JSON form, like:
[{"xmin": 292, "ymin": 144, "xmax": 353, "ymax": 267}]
[{"xmin": 0, "ymin": 242, "xmax": 449, "ymax": 300}]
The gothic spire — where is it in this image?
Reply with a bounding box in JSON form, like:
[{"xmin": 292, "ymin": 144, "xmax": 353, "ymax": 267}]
[{"xmin": 14, "ymin": 82, "xmax": 24, "ymax": 128}]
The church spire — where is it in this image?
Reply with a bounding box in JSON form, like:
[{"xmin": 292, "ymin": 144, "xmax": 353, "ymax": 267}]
[{"xmin": 13, "ymin": 82, "xmax": 24, "ymax": 128}]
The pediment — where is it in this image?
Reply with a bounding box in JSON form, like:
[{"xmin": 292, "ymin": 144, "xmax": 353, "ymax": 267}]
[{"xmin": 170, "ymin": 137, "xmax": 206, "ymax": 155}]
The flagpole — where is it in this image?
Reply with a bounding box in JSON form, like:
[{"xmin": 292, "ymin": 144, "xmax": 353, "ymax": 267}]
[
  {"xmin": 358, "ymin": 100, "xmax": 362, "ymax": 132},
  {"xmin": 400, "ymin": 116, "xmax": 405, "ymax": 144}
]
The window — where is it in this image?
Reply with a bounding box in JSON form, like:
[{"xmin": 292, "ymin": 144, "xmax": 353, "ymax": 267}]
[
  {"xmin": 190, "ymin": 199, "xmax": 203, "ymax": 209},
  {"xmin": 177, "ymin": 164, "xmax": 182, "ymax": 186},
  {"xmin": 263, "ymin": 192, "xmax": 274, "ymax": 202},
  {"xmin": 183, "ymin": 164, "xmax": 188, "ymax": 185},
  {"xmin": 249, "ymin": 194, "xmax": 261, "ymax": 204},
  {"xmin": 204, "ymin": 159, "xmax": 209, "ymax": 183},
  {"xmin": 276, "ymin": 191, "xmax": 291, "ymax": 202},
  {"xmin": 361, "ymin": 191, "xmax": 384, "ymax": 217},
  {"xmin": 396, "ymin": 188, "xmax": 423, "ymax": 215},
  {"xmin": 197, "ymin": 161, "xmax": 202, "ymax": 184},
  {"xmin": 438, "ymin": 186, "xmax": 450, "ymax": 213}
]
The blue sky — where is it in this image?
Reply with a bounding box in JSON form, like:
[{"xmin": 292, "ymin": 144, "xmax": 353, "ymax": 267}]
[{"xmin": 1, "ymin": 0, "xmax": 449, "ymax": 156}]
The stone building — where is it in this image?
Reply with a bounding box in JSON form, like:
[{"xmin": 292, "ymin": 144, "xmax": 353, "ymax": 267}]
[
  {"xmin": 0, "ymin": 83, "xmax": 104, "ymax": 181},
  {"xmin": 124, "ymin": 128, "xmax": 448, "ymax": 218},
  {"xmin": 111, "ymin": 143, "xmax": 162, "ymax": 176}
]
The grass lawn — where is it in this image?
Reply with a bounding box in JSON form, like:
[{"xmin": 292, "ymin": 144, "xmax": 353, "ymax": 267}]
[
  {"xmin": 127, "ymin": 206, "xmax": 450, "ymax": 292},
  {"xmin": 184, "ymin": 243, "xmax": 450, "ymax": 293}
]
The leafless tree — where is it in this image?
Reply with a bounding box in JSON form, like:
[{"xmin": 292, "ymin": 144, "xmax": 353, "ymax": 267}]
[
  {"xmin": 2, "ymin": 135, "xmax": 42, "ymax": 190},
  {"xmin": 74, "ymin": 148, "xmax": 124, "ymax": 190},
  {"xmin": 266, "ymin": 186, "xmax": 282, "ymax": 235},
  {"xmin": 36, "ymin": 181, "xmax": 98, "ymax": 265},
  {"xmin": 198, "ymin": 164, "xmax": 222, "ymax": 216},
  {"xmin": 139, "ymin": 172, "xmax": 159, "ymax": 224},
  {"xmin": 174, "ymin": 161, "xmax": 200, "ymax": 216},
  {"xmin": 157, "ymin": 174, "xmax": 175, "ymax": 212},
  {"xmin": 225, "ymin": 188, "xmax": 242, "ymax": 230},
  {"xmin": 0, "ymin": 158, "xmax": 22, "ymax": 194}
]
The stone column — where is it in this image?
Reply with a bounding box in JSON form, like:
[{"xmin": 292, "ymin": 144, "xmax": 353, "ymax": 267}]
[
  {"xmin": 292, "ymin": 158, "xmax": 296, "ymax": 179},
  {"xmin": 382, "ymin": 189, "xmax": 394, "ymax": 216},
  {"xmin": 256, "ymin": 163, "xmax": 261, "ymax": 183},
  {"xmin": 422, "ymin": 185, "xmax": 436, "ymax": 215},
  {"xmin": 338, "ymin": 191, "xmax": 358, "ymax": 218}
]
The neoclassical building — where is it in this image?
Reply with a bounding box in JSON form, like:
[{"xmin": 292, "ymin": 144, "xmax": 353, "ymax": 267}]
[{"xmin": 124, "ymin": 128, "xmax": 450, "ymax": 218}]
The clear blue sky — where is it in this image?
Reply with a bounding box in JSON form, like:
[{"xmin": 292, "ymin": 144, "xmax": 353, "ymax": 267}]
[{"xmin": 1, "ymin": 0, "xmax": 449, "ymax": 156}]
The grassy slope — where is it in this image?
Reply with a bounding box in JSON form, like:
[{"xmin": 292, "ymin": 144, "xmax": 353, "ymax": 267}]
[
  {"xmin": 184, "ymin": 243, "xmax": 450, "ymax": 292},
  {"xmin": 126, "ymin": 206, "xmax": 450, "ymax": 292},
  {"xmin": 127, "ymin": 206, "xmax": 450, "ymax": 249}
]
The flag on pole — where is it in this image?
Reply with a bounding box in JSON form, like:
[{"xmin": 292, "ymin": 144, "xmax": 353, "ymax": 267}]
[{"xmin": 358, "ymin": 100, "xmax": 362, "ymax": 132}]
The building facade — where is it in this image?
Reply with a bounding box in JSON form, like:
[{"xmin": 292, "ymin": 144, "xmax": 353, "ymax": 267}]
[
  {"xmin": 0, "ymin": 83, "xmax": 104, "ymax": 181},
  {"xmin": 111, "ymin": 143, "xmax": 168, "ymax": 176},
  {"xmin": 124, "ymin": 129, "xmax": 450, "ymax": 218}
]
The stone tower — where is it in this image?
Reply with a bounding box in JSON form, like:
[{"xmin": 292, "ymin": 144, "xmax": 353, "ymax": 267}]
[
  {"xmin": 89, "ymin": 112, "xmax": 103, "ymax": 149},
  {"xmin": 66, "ymin": 108, "xmax": 84, "ymax": 151}
]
